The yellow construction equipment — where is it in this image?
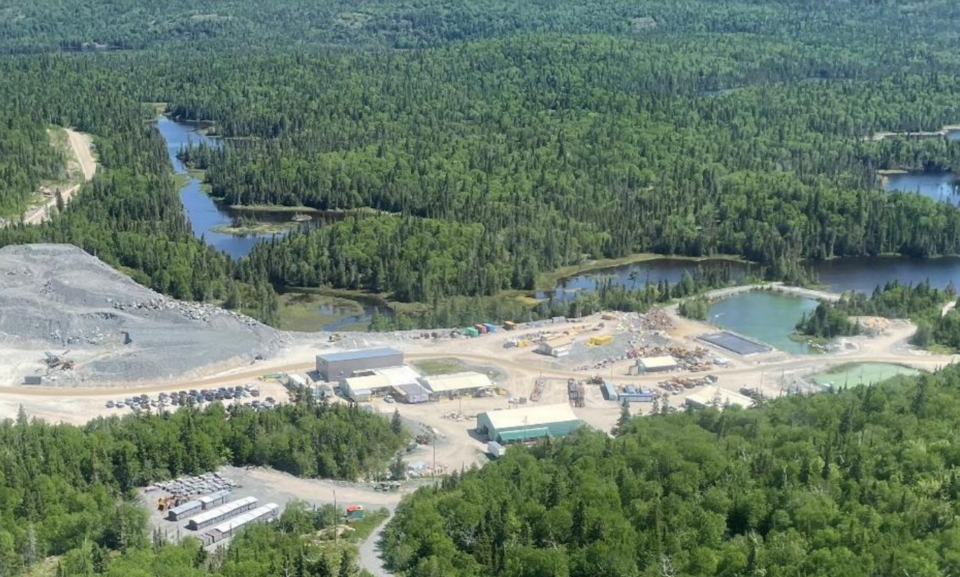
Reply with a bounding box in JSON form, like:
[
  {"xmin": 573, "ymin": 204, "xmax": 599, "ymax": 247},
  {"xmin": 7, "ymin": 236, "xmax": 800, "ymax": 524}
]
[{"xmin": 588, "ymin": 335, "xmax": 614, "ymax": 346}]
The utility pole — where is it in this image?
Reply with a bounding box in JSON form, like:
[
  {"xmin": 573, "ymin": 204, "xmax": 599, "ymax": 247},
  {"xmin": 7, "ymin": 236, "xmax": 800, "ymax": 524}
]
[{"xmin": 333, "ymin": 489, "xmax": 338, "ymax": 546}]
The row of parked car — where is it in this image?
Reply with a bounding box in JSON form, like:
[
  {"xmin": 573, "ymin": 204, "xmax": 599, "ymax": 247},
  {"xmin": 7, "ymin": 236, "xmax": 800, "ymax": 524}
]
[{"xmin": 105, "ymin": 385, "xmax": 272, "ymax": 411}]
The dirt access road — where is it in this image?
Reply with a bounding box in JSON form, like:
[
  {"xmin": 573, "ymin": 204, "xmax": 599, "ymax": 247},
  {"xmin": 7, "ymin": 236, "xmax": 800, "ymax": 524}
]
[
  {"xmin": 23, "ymin": 128, "xmax": 97, "ymax": 225},
  {"xmin": 359, "ymin": 516, "xmax": 395, "ymax": 577}
]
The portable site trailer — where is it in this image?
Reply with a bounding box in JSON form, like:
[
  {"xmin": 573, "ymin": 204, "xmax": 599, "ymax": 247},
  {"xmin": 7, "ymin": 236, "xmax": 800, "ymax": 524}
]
[
  {"xmin": 602, "ymin": 380, "xmax": 619, "ymax": 401},
  {"xmin": 187, "ymin": 496, "xmax": 258, "ymax": 531},
  {"xmin": 620, "ymin": 385, "xmax": 656, "ymax": 403},
  {"xmin": 167, "ymin": 500, "xmax": 203, "ymax": 521},
  {"xmin": 199, "ymin": 490, "xmax": 232, "ymax": 510},
  {"xmin": 203, "ymin": 503, "xmax": 279, "ymax": 545},
  {"xmin": 487, "ymin": 441, "xmax": 507, "ymax": 459}
]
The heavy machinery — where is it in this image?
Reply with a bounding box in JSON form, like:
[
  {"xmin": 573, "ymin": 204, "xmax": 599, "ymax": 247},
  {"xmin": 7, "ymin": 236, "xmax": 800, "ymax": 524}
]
[{"xmin": 44, "ymin": 351, "xmax": 75, "ymax": 370}]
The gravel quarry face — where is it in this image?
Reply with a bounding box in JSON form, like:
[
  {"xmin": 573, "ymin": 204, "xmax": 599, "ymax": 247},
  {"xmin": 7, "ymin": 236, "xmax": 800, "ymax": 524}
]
[{"xmin": 0, "ymin": 244, "xmax": 286, "ymax": 386}]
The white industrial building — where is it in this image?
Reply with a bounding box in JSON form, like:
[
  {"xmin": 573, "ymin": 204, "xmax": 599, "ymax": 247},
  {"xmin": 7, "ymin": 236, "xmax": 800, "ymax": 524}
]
[
  {"xmin": 420, "ymin": 372, "xmax": 493, "ymax": 399},
  {"xmin": 685, "ymin": 386, "xmax": 754, "ymax": 410},
  {"xmin": 636, "ymin": 356, "xmax": 678, "ymax": 373},
  {"xmin": 341, "ymin": 365, "xmax": 422, "ymax": 402}
]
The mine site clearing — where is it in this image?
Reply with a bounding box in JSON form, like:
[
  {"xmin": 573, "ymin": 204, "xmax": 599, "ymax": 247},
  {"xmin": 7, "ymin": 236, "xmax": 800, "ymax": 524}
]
[
  {"xmin": 145, "ymin": 466, "xmax": 412, "ymax": 550},
  {"xmin": 1, "ymin": 244, "xmax": 958, "ymax": 475}
]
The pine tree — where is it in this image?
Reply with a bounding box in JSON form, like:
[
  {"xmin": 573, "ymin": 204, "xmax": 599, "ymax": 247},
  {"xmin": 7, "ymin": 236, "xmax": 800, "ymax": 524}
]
[
  {"xmin": 615, "ymin": 399, "xmax": 631, "ymax": 434},
  {"xmin": 337, "ymin": 552, "xmax": 352, "ymax": 577},
  {"xmin": 390, "ymin": 409, "xmax": 403, "ymax": 436},
  {"xmin": 389, "ymin": 453, "xmax": 406, "ymax": 481}
]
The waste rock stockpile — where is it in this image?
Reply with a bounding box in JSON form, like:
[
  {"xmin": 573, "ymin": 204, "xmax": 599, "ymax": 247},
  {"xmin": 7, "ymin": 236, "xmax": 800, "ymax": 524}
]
[{"xmin": 0, "ymin": 244, "xmax": 286, "ymax": 385}]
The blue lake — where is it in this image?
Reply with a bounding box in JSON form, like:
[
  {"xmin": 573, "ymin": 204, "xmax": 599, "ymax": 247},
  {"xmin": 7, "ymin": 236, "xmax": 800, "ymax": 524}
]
[
  {"xmin": 158, "ymin": 117, "xmax": 286, "ymax": 258},
  {"xmin": 884, "ymin": 171, "xmax": 959, "ymax": 206}
]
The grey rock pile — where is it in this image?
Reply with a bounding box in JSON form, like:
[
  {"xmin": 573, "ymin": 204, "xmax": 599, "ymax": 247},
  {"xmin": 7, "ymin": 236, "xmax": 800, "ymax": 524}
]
[{"xmin": 0, "ymin": 244, "xmax": 287, "ymax": 384}]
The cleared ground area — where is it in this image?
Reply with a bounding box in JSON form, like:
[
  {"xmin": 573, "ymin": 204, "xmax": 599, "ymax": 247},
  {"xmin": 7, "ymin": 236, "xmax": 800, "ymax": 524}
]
[
  {"xmin": 145, "ymin": 465, "xmax": 409, "ymax": 547},
  {"xmin": 0, "ymin": 244, "xmax": 286, "ymax": 386}
]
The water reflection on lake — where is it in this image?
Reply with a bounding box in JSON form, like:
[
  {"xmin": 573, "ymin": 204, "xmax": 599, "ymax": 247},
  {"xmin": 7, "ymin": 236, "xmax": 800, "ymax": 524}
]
[
  {"xmin": 537, "ymin": 258, "xmax": 749, "ymax": 301},
  {"xmin": 158, "ymin": 116, "xmax": 343, "ymax": 259},
  {"xmin": 812, "ymin": 256, "xmax": 960, "ymax": 294},
  {"xmin": 884, "ymin": 171, "xmax": 959, "ymax": 205}
]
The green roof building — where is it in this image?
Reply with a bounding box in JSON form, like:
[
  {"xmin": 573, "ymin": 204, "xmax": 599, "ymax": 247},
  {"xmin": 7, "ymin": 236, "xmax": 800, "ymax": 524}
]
[{"xmin": 477, "ymin": 403, "xmax": 581, "ymax": 444}]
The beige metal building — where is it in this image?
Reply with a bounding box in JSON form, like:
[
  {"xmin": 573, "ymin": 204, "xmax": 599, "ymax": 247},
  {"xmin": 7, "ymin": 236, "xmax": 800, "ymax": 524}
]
[{"xmin": 420, "ymin": 372, "xmax": 493, "ymax": 399}]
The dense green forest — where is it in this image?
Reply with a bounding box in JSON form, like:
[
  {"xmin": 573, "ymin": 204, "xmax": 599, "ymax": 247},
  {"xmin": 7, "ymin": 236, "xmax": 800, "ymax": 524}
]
[
  {"xmin": 385, "ymin": 364, "xmax": 960, "ymax": 577},
  {"xmin": 795, "ymin": 301, "xmax": 861, "ymax": 339},
  {"xmin": 0, "ymin": 116, "xmax": 63, "ymax": 220},
  {"xmin": 0, "ymin": 397, "xmax": 403, "ymax": 575},
  {"xmin": 2, "ymin": 0, "xmax": 960, "ymax": 323},
  {"xmin": 178, "ymin": 50, "xmax": 960, "ymax": 304}
]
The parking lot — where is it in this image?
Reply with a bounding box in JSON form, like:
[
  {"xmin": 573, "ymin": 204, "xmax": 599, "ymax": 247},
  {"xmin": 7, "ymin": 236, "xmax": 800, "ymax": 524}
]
[{"xmin": 103, "ymin": 384, "xmax": 278, "ymax": 413}]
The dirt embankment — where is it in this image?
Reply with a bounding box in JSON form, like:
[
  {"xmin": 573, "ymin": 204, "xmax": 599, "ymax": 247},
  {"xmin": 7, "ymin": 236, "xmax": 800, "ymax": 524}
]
[{"xmin": 703, "ymin": 283, "xmax": 841, "ymax": 303}]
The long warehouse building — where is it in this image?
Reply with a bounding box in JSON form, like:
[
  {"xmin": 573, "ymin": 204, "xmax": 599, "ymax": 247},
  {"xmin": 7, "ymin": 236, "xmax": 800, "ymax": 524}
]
[
  {"xmin": 204, "ymin": 503, "xmax": 279, "ymax": 545},
  {"xmin": 187, "ymin": 496, "xmax": 258, "ymax": 530},
  {"xmin": 477, "ymin": 403, "xmax": 581, "ymax": 444},
  {"xmin": 315, "ymin": 348, "xmax": 404, "ymax": 381}
]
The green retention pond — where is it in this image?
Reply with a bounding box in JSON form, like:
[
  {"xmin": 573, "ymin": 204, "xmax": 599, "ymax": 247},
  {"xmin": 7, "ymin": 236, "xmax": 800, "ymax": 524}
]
[
  {"xmin": 810, "ymin": 362, "xmax": 923, "ymax": 390},
  {"xmin": 707, "ymin": 291, "xmax": 820, "ymax": 354}
]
